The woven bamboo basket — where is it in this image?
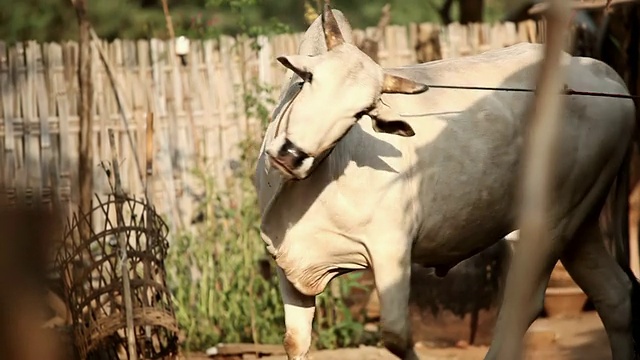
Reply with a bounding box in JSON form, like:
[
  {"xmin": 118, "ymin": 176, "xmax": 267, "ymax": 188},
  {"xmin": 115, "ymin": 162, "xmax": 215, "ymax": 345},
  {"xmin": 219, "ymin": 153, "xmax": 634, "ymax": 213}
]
[{"xmin": 54, "ymin": 194, "xmax": 179, "ymax": 359}]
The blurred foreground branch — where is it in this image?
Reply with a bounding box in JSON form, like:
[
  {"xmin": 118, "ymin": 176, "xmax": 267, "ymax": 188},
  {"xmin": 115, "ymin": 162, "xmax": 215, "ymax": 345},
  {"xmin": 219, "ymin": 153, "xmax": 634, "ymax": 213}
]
[
  {"xmin": 497, "ymin": 0, "xmax": 572, "ymax": 359},
  {"xmin": 0, "ymin": 200, "xmax": 65, "ymax": 360}
]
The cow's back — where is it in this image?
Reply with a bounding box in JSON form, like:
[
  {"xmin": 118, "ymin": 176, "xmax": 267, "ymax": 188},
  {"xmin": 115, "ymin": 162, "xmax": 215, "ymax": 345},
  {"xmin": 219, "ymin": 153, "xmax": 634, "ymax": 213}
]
[
  {"xmin": 383, "ymin": 42, "xmax": 632, "ymax": 113},
  {"xmin": 372, "ymin": 42, "xmax": 636, "ymax": 266}
]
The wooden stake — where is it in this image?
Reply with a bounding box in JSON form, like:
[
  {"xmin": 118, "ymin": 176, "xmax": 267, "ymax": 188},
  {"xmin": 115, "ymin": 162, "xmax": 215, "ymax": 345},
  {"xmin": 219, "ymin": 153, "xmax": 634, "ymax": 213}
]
[
  {"xmin": 108, "ymin": 128, "xmax": 138, "ymax": 360},
  {"xmin": 71, "ymin": 0, "xmax": 93, "ymax": 242}
]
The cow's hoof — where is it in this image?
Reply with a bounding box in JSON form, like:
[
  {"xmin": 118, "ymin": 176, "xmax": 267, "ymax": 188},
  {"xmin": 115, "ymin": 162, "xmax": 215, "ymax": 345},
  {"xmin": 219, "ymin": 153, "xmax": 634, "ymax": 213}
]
[
  {"xmin": 287, "ymin": 353, "xmax": 310, "ymax": 360},
  {"xmin": 403, "ymin": 348, "xmax": 420, "ymax": 360},
  {"xmin": 381, "ymin": 330, "xmax": 417, "ymax": 359},
  {"xmin": 285, "ymin": 354, "xmax": 310, "ymax": 360}
]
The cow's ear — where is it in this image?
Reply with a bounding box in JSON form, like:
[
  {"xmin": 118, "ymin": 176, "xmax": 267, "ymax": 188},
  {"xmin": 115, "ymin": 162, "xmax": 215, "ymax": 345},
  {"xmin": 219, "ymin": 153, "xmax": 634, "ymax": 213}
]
[
  {"xmin": 277, "ymin": 55, "xmax": 318, "ymax": 82},
  {"xmin": 371, "ymin": 119, "xmax": 415, "ymax": 137},
  {"xmin": 367, "ymin": 102, "xmax": 415, "ymax": 137}
]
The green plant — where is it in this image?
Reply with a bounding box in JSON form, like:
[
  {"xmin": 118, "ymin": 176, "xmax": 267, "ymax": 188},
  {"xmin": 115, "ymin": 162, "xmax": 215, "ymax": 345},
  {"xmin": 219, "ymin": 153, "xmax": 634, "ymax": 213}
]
[
  {"xmin": 166, "ymin": 73, "xmax": 375, "ymax": 352},
  {"xmin": 314, "ymin": 271, "xmax": 373, "ymax": 349},
  {"xmin": 166, "ymin": 141, "xmax": 284, "ymax": 351},
  {"xmin": 165, "ymin": 0, "xmax": 376, "ymax": 352}
]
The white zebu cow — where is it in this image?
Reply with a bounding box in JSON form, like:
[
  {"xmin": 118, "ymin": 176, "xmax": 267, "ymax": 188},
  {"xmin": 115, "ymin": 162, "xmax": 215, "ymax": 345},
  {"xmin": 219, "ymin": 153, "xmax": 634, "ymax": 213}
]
[{"xmin": 254, "ymin": 5, "xmax": 639, "ymax": 360}]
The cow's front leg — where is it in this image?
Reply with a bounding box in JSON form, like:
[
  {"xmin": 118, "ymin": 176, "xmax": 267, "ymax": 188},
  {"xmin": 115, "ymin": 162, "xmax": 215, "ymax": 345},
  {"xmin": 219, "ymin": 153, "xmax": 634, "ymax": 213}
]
[
  {"xmin": 370, "ymin": 244, "xmax": 418, "ymax": 360},
  {"xmin": 276, "ymin": 267, "xmax": 316, "ymax": 360}
]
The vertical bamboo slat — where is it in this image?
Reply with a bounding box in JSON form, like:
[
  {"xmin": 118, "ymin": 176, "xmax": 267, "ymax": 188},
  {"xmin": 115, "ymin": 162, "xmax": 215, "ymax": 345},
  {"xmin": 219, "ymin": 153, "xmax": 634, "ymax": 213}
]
[
  {"xmin": 1, "ymin": 42, "xmax": 16, "ymax": 188},
  {"xmin": 34, "ymin": 42, "xmax": 56, "ymax": 206},
  {"xmin": 150, "ymin": 39, "xmax": 178, "ymax": 229},
  {"xmin": 50, "ymin": 43, "xmax": 72, "ymax": 214},
  {"xmin": 14, "ymin": 43, "xmax": 29, "ymax": 200},
  {"xmin": 24, "ymin": 42, "xmax": 40, "ymax": 201},
  {"xmin": 201, "ymin": 40, "xmax": 217, "ymax": 168},
  {"xmin": 63, "ymin": 42, "xmax": 80, "ymax": 206}
]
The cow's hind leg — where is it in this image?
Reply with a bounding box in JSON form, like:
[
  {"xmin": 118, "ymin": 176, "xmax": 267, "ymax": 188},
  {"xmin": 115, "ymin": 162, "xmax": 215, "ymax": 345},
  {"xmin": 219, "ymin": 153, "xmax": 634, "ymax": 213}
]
[{"xmin": 561, "ymin": 214, "xmax": 640, "ymax": 360}]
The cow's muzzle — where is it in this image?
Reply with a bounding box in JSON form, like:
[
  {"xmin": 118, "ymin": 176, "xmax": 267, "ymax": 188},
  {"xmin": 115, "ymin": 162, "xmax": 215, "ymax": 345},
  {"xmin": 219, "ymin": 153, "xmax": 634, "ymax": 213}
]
[{"xmin": 266, "ymin": 138, "xmax": 310, "ymax": 177}]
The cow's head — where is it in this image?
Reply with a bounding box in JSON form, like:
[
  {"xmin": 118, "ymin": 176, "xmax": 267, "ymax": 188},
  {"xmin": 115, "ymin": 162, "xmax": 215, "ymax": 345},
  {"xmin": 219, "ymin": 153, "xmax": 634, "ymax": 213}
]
[{"xmin": 265, "ymin": 4, "xmax": 429, "ymax": 180}]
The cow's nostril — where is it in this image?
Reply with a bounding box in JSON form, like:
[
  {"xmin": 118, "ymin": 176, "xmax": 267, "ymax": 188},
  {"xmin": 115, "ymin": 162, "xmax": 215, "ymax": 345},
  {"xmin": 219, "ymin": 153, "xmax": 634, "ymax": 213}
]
[
  {"xmin": 278, "ymin": 139, "xmax": 309, "ymax": 168},
  {"xmin": 278, "ymin": 139, "xmax": 293, "ymax": 158}
]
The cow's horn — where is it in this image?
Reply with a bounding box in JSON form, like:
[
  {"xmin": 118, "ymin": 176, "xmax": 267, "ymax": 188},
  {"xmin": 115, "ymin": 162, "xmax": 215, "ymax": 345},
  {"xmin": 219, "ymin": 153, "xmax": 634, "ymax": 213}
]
[
  {"xmin": 381, "ymin": 73, "xmax": 430, "ymax": 94},
  {"xmin": 322, "ymin": 3, "xmax": 345, "ymax": 51}
]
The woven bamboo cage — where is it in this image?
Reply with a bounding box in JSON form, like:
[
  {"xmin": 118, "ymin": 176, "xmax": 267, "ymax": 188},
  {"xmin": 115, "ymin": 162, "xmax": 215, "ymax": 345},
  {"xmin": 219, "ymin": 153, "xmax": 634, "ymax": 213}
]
[{"xmin": 54, "ymin": 194, "xmax": 179, "ymax": 359}]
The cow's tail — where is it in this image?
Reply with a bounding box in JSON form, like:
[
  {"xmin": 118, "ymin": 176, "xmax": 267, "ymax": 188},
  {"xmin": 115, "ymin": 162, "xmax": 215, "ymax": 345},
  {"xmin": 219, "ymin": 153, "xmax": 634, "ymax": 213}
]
[{"xmin": 611, "ymin": 144, "xmax": 640, "ymax": 358}]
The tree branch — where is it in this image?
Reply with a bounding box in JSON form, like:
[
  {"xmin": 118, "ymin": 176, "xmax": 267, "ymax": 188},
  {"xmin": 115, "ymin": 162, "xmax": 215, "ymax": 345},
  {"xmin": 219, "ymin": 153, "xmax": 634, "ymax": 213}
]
[{"xmin": 160, "ymin": 0, "xmax": 175, "ymax": 39}]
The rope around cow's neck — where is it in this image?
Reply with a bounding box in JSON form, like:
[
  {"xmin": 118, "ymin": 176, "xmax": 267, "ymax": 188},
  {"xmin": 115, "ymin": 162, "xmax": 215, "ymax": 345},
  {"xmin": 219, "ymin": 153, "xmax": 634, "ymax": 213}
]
[
  {"xmin": 273, "ymin": 82, "xmax": 304, "ymax": 138},
  {"xmin": 424, "ymin": 84, "xmax": 640, "ymax": 100}
]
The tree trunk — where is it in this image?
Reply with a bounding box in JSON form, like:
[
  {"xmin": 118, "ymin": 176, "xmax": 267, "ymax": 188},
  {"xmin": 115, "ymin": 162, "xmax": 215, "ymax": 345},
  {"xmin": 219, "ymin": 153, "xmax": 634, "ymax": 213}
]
[
  {"xmin": 74, "ymin": 0, "xmax": 93, "ymax": 239},
  {"xmin": 459, "ymin": 0, "xmax": 484, "ymax": 24}
]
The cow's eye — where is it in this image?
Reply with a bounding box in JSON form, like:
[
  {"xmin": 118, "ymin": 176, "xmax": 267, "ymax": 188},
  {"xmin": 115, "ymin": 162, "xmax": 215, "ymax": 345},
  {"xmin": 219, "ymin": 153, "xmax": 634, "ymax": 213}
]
[{"xmin": 354, "ymin": 104, "xmax": 376, "ymax": 119}]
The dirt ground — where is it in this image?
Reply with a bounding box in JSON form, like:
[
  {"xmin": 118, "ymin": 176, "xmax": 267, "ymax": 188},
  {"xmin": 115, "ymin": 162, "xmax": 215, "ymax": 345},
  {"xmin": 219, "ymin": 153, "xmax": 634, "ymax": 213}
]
[{"xmin": 185, "ymin": 310, "xmax": 611, "ymax": 360}]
